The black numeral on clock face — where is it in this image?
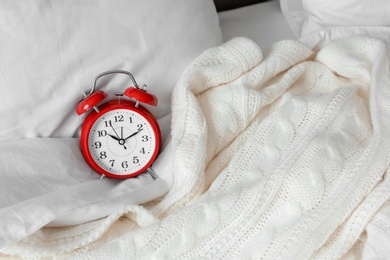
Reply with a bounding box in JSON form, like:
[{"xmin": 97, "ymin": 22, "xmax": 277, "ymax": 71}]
[
  {"xmin": 109, "ymin": 159, "xmax": 115, "ymax": 167},
  {"xmin": 133, "ymin": 156, "xmax": 139, "ymax": 164},
  {"xmin": 122, "ymin": 161, "xmax": 129, "ymax": 168},
  {"xmin": 115, "ymin": 115, "xmax": 124, "ymax": 122},
  {"xmin": 100, "ymin": 151, "xmax": 107, "ymax": 159},
  {"xmin": 98, "ymin": 130, "xmax": 107, "ymax": 137},
  {"xmin": 105, "ymin": 120, "xmax": 112, "ymax": 127}
]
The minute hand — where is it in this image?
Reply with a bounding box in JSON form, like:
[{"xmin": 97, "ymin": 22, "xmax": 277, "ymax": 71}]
[{"xmin": 124, "ymin": 129, "xmax": 143, "ymax": 141}]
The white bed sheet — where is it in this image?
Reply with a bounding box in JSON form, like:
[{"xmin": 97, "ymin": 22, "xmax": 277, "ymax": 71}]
[{"xmin": 218, "ymin": 0, "xmax": 296, "ymax": 50}]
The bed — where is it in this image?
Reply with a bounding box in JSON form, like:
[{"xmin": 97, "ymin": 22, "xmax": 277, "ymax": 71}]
[{"xmin": 1, "ymin": 0, "xmax": 390, "ymax": 258}]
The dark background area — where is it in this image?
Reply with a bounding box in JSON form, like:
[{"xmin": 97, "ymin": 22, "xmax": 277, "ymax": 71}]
[{"xmin": 213, "ymin": 0, "xmax": 270, "ymax": 12}]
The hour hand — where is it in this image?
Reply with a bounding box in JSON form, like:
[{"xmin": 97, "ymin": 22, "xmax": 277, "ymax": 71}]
[{"xmin": 108, "ymin": 134, "xmax": 120, "ymax": 141}]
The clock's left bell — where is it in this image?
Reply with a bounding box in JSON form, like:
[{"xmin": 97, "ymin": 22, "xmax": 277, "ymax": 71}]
[{"xmin": 76, "ymin": 90, "xmax": 107, "ymax": 115}]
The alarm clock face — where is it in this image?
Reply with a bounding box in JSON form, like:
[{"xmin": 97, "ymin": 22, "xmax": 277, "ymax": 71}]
[{"xmin": 86, "ymin": 108, "xmax": 159, "ymax": 178}]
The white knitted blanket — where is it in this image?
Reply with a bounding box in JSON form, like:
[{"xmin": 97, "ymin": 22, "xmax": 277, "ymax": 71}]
[{"xmin": 3, "ymin": 36, "xmax": 390, "ymax": 259}]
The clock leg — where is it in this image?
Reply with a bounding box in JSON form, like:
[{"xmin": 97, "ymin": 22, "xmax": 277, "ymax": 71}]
[
  {"xmin": 146, "ymin": 167, "xmax": 158, "ymax": 180},
  {"xmin": 100, "ymin": 174, "xmax": 106, "ymax": 180}
]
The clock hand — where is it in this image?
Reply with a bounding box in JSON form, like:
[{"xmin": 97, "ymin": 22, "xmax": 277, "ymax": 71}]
[
  {"xmin": 108, "ymin": 126, "xmax": 127, "ymax": 150},
  {"xmin": 124, "ymin": 128, "xmax": 143, "ymax": 141},
  {"xmin": 108, "ymin": 134, "xmax": 120, "ymax": 141},
  {"xmin": 120, "ymin": 126, "xmax": 127, "ymax": 150},
  {"xmin": 110, "ymin": 125, "xmax": 121, "ymax": 139}
]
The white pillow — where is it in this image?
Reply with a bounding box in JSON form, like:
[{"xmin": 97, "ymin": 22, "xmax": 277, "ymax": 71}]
[
  {"xmin": 299, "ymin": 27, "xmax": 390, "ymax": 51},
  {"xmin": 0, "ymin": 0, "xmax": 222, "ymax": 143},
  {"xmin": 280, "ymin": 0, "xmax": 390, "ymax": 37}
]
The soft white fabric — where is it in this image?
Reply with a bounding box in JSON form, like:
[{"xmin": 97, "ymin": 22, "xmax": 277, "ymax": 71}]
[
  {"xmin": 2, "ymin": 35, "xmax": 390, "ymax": 258},
  {"xmin": 0, "ymin": 0, "xmax": 222, "ymax": 143},
  {"xmin": 280, "ymin": 0, "xmax": 390, "ymax": 37},
  {"xmin": 0, "ymin": 116, "xmax": 173, "ymax": 248}
]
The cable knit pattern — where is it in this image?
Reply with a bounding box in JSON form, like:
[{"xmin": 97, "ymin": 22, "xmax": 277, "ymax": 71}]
[{"xmin": 2, "ymin": 36, "xmax": 390, "ymax": 259}]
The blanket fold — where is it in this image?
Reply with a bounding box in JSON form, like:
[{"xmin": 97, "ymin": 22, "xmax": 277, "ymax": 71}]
[{"xmin": 2, "ymin": 36, "xmax": 390, "ymax": 259}]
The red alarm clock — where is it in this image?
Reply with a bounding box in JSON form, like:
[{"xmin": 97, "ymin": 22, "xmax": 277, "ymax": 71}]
[{"xmin": 76, "ymin": 70, "xmax": 161, "ymax": 179}]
